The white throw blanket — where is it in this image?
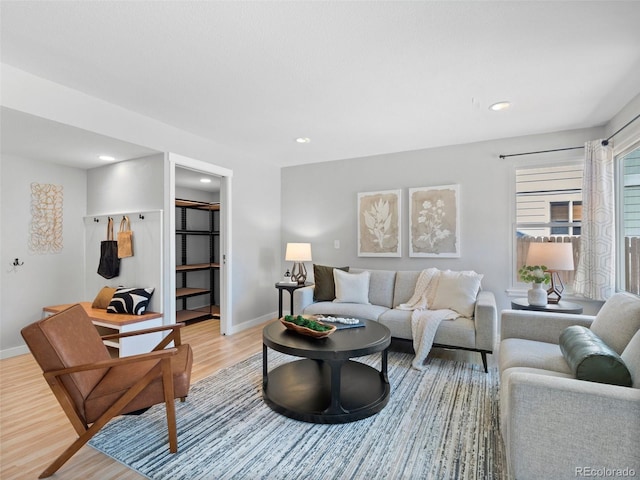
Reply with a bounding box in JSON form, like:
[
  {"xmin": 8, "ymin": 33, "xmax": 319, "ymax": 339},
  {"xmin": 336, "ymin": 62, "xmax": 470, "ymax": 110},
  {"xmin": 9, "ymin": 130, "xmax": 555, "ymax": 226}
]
[
  {"xmin": 397, "ymin": 268, "xmax": 458, "ymax": 370},
  {"xmin": 396, "ymin": 268, "xmax": 440, "ymax": 311},
  {"xmin": 409, "ymin": 308, "xmax": 458, "ymax": 370}
]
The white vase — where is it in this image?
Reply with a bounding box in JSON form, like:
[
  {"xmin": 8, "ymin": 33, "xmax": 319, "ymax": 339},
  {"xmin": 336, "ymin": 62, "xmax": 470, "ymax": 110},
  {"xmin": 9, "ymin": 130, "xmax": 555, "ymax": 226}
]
[{"xmin": 527, "ymin": 282, "xmax": 548, "ymax": 306}]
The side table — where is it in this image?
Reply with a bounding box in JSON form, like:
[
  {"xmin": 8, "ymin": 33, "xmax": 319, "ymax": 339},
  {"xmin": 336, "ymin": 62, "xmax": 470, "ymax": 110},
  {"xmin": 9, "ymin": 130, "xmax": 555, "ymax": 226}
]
[
  {"xmin": 511, "ymin": 298, "xmax": 583, "ymax": 314},
  {"xmin": 275, "ymin": 282, "xmax": 310, "ymax": 318}
]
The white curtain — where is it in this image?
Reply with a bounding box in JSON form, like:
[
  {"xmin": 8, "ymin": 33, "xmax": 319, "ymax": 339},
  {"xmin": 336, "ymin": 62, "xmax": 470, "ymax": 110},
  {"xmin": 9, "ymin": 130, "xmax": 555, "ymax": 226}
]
[{"xmin": 574, "ymin": 140, "xmax": 615, "ymax": 300}]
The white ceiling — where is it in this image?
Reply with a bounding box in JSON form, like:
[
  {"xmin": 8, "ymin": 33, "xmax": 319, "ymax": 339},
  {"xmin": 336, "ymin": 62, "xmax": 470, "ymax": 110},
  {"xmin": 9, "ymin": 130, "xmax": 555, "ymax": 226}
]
[{"xmin": 1, "ymin": 1, "xmax": 640, "ymax": 168}]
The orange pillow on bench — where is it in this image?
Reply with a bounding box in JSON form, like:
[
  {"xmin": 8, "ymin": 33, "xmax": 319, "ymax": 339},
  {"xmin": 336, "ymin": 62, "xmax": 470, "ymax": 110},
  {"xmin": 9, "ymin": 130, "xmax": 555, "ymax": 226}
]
[{"xmin": 91, "ymin": 286, "xmax": 118, "ymax": 309}]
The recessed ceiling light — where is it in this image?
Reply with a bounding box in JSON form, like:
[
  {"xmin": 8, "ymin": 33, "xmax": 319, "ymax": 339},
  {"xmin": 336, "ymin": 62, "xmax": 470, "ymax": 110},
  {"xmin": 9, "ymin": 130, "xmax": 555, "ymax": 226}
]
[
  {"xmin": 98, "ymin": 155, "xmax": 116, "ymax": 161},
  {"xmin": 489, "ymin": 101, "xmax": 511, "ymax": 111},
  {"xmin": 200, "ymin": 178, "xmax": 212, "ymax": 183},
  {"xmin": 295, "ymin": 137, "xmax": 311, "ymax": 144}
]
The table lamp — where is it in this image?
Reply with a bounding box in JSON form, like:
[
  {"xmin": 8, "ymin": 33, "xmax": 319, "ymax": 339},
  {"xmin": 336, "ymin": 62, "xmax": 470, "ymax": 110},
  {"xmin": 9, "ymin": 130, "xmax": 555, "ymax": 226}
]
[
  {"xmin": 525, "ymin": 242, "xmax": 575, "ymax": 303},
  {"xmin": 285, "ymin": 243, "xmax": 312, "ymax": 285}
]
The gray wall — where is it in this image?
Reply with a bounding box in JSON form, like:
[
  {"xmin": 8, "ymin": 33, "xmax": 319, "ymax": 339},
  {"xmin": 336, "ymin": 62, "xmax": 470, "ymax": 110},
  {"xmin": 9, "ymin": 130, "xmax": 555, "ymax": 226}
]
[
  {"xmin": 282, "ymin": 127, "xmax": 606, "ymax": 314},
  {"xmin": 0, "ymin": 155, "xmax": 87, "ymax": 356}
]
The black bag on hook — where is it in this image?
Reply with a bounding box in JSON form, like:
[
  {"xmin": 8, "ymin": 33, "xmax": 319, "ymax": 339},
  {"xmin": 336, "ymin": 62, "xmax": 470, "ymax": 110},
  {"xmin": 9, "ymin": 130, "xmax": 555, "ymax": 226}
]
[{"xmin": 97, "ymin": 217, "xmax": 120, "ymax": 279}]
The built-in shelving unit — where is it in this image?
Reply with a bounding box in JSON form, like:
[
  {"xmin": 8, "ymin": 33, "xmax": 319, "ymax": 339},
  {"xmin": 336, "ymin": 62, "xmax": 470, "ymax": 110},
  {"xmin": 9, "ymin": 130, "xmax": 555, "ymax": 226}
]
[{"xmin": 175, "ymin": 199, "xmax": 220, "ymax": 323}]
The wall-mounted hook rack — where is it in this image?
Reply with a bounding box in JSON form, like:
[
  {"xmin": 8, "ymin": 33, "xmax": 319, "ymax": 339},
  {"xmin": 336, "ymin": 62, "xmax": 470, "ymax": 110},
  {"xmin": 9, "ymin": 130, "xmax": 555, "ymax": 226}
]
[
  {"xmin": 13, "ymin": 258, "xmax": 24, "ymax": 266},
  {"xmin": 94, "ymin": 218, "xmax": 100, "ymax": 223},
  {"xmin": 139, "ymin": 214, "xmax": 145, "ymax": 220}
]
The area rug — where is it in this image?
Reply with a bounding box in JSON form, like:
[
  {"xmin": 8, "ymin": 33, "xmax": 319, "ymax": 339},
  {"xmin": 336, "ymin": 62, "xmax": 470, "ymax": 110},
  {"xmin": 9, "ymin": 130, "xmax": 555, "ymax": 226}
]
[{"xmin": 89, "ymin": 351, "xmax": 506, "ymax": 479}]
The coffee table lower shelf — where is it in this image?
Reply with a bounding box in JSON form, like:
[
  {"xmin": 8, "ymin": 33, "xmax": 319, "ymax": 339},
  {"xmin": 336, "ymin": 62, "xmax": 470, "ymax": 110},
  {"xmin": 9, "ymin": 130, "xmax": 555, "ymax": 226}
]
[{"xmin": 263, "ymin": 358, "xmax": 390, "ymax": 424}]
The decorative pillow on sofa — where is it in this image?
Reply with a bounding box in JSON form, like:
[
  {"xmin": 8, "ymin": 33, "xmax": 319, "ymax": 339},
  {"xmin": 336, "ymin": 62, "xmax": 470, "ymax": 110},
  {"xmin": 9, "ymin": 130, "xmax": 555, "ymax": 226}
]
[
  {"xmin": 559, "ymin": 325, "xmax": 632, "ymax": 387},
  {"xmin": 430, "ymin": 270, "xmax": 483, "ymax": 317},
  {"xmin": 313, "ymin": 264, "xmax": 349, "ymax": 302},
  {"xmin": 107, "ymin": 287, "xmax": 154, "ymax": 315},
  {"xmin": 333, "ymin": 269, "xmax": 371, "ymax": 304},
  {"xmin": 91, "ymin": 286, "xmax": 118, "ymax": 309},
  {"xmin": 589, "ymin": 292, "xmax": 640, "ymax": 355}
]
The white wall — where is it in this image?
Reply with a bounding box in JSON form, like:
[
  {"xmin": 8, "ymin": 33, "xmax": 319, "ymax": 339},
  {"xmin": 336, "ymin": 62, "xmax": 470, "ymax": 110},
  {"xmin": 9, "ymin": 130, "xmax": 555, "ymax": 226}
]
[
  {"xmin": 605, "ymin": 93, "xmax": 640, "ymax": 152},
  {"xmin": 228, "ymin": 160, "xmax": 281, "ymax": 328},
  {"xmin": 1, "ymin": 65, "xmax": 282, "ymax": 341},
  {"xmin": 83, "ymin": 211, "xmax": 164, "ymax": 313},
  {"xmin": 281, "ymin": 126, "xmax": 606, "ymax": 314},
  {"xmin": 87, "ymin": 154, "xmax": 165, "ymax": 214},
  {"xmin": 0, "ymin": 155, "xmax": 86, "ymax": 357}
]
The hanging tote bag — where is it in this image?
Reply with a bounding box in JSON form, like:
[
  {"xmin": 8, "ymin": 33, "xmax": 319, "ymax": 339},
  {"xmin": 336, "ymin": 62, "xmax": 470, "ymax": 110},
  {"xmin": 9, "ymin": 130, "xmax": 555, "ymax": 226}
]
[
  {"xmin": 117, "ymin": 215, "xmax": 134, "ymax": 258},
  {"xmin": 97, "ymin": 217, "xmax": 120, "ymax": 279}
]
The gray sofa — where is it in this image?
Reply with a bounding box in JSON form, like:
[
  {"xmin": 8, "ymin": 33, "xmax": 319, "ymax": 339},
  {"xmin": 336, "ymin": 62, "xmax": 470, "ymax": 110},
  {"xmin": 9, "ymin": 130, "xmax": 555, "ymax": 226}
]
[
  {"xmin": 499, "ymin": 292, "xmax": 640, "ymax": 479},
  {"xmin": 293, "ymin": 267, "xmax": 497, "ymax": 371}
]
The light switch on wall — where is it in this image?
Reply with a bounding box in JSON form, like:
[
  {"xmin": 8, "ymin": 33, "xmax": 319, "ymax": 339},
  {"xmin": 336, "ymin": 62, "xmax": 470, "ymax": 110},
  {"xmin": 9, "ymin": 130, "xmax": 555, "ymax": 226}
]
[{"xmin": 334, "ymin": 240, "xmax": 340, "ymax": 249}]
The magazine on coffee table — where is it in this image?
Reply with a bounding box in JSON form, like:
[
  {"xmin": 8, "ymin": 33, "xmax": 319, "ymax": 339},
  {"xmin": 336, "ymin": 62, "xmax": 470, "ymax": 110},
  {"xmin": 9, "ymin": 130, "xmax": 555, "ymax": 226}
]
[
  {"xmin": 332, "ymin": 322, "xmax": 365, "ymax": 330},
  {"xmin": 317, "ymin": 316, "xmax": 365, "ymax": 329}
]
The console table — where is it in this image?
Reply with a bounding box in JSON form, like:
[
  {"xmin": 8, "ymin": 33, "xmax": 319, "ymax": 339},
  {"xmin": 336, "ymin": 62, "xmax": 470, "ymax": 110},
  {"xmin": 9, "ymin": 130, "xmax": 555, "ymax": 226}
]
[{"xmin": 42, "ymin": 302, "xmax": 164, "ymax": 357}]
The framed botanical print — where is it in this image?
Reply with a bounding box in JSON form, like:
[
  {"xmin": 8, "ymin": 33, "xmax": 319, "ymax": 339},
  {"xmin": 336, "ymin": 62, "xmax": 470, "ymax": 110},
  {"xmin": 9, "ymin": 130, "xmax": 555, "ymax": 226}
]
[
  {"xmin": 409, "ymin": 184, "xmax": 460, "ymax": 258},
  {"xmin": 357, "ymin": 189, "xmax": 401, "ymax": 257}
]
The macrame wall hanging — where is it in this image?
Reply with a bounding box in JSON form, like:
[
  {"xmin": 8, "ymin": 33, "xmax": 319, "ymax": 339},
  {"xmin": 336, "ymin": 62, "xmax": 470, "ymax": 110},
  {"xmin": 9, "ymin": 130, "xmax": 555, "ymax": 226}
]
[{"xmin": 29, "ymin": 182, "xmax": 63, "ymax": 254}]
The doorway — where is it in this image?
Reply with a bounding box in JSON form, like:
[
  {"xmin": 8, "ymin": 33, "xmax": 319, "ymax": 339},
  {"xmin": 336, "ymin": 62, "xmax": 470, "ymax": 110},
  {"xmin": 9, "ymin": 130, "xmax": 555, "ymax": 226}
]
[{"xmin": 165, "ymin": 153, "xmax": 233, "ymax": 335}]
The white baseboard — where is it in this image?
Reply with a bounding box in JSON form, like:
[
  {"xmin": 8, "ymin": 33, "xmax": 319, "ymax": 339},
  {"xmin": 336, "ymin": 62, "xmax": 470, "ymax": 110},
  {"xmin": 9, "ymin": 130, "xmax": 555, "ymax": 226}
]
[
  {"xmin": 224, "ymin": 311, "xmax": 276, "ymax": 335},
  {"xmin": 1, "ymin": 344, "xmax": 29, "ymax": 359}
]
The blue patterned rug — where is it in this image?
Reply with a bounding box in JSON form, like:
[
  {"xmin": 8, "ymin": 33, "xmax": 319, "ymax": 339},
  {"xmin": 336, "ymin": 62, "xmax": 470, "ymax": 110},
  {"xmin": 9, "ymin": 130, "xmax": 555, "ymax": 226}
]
[{"xmin": 89, "ymin": 351, "xmax": 506, "ymax": 479}]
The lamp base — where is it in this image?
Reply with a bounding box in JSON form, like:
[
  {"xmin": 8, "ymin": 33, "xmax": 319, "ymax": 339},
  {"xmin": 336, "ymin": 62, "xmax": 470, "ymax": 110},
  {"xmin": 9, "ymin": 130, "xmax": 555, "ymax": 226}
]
[
  {"xmin": 546, "ymin": 271, "xmax": 564, "ymax": 304},
  {"xmin": 291, "ymin": 262, "xmax": 307, "ymax": 285}
]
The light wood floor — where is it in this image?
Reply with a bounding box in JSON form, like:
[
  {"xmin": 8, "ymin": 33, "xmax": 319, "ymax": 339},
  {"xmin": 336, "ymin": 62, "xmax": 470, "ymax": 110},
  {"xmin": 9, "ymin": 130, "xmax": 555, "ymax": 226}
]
[{"xmin": 0, "ymin": 319, "xmax": 488, "ymax": 479}]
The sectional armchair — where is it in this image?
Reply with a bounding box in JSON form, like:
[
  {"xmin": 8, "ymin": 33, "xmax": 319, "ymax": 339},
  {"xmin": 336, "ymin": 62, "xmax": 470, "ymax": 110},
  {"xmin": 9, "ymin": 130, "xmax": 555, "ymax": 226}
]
[{"xmin": 499, "ymin": 293, "xmax": 640, "ymax": 479}]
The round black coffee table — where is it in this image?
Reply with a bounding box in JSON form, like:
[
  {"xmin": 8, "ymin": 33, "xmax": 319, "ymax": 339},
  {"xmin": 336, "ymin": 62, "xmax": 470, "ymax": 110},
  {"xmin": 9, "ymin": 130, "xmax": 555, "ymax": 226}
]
[{"xmin": 262, "ymin": 318, "xmax": 391, "ymax": 424}]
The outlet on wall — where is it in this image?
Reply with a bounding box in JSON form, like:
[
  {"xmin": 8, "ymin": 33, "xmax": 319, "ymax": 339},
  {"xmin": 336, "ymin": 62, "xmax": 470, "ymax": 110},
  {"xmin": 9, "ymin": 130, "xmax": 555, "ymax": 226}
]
[{"xmin": 334, "ymin": 240, "xmax": 340, "ymax": 249}]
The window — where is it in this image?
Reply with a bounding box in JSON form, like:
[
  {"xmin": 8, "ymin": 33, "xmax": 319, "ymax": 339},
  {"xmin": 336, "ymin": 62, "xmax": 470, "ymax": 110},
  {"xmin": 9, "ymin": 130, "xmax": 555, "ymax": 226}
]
[
  {"xmin": 514, "ymin": 164, "xmax": 582, "ymax": 288},
  {"xmin": 550, "ymin": 201, "xmax": 582, "ymax": 235},
  {"xmin": 618, "ymin": 145, "xmax": 640, "ymax": 295}
]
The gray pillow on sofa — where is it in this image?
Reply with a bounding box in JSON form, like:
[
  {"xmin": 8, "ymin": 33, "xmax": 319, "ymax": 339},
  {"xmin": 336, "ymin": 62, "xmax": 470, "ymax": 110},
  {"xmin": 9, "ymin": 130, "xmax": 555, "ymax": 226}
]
[
  {"xmin": 589, "ymin": 292, "xmax": 640, "ymax": 354},
  {"xmin": 559, "ymin": 325, "xmax": 632, "ymax": 387},
  {"xmin": 313, "ymin": 265, "xmax": 349, "ymax": 302}
]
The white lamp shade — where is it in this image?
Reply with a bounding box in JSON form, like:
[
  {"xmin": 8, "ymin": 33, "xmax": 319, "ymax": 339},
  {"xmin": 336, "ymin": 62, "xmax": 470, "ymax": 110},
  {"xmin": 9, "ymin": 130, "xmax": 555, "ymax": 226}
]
[
  {"xmin": 285, "ymin": 243, "xmax": 312, "ymax": 262},
  {"xmin": 526, "ymin": 242, "xmax": 574, "ymax": 271}
]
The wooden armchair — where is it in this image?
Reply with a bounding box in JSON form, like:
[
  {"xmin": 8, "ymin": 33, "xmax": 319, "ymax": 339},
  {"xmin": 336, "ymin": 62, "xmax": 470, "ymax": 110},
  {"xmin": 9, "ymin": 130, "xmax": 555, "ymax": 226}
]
[{"xmin": 21, "ymin": 303, "xmax": 193, "ymax": 478}]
